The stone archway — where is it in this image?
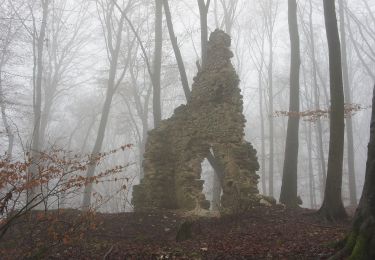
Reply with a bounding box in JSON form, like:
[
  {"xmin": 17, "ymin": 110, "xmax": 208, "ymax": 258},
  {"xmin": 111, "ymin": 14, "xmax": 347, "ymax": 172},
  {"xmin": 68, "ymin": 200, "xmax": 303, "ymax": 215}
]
[{"xmin": 132, "ymin": 29, "xmax": 260, "ymax": 213}]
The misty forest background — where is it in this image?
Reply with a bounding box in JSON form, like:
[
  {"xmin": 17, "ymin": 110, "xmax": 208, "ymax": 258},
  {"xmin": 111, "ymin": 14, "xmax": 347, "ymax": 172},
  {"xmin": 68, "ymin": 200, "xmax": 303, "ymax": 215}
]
[{"xmin": 0, "ymin": 0, "xmax": 374, "ymax": 214}]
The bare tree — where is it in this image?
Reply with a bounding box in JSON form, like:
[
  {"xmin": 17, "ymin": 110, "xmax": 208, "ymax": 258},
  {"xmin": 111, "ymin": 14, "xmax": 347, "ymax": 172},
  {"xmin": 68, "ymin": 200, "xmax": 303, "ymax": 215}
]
[
  {"xmin": 39, "ymin": 1, "xmax": 91, "ymax": 149},
  {"xmin": 27, "ymin": 0, "xmax": 50, "ymax": 206},
  {"xmin": 260, "ymin": 0, "xmax": 278, "ymax": 197},
  {"xmin": 338, "ymin": 0, "xmax": 357, "ymax": 207},
  {"xmin": 163, "ymin": 0, "xmax": 190, "ymax": 99},
  {"xmin": 120, "ymin": 36, "xmax": 152, "ymax": 179},
  {"xmin": 197, "ymin": 0, "xmax": 210, "ymax": 68},
  {"xmin": 152, "ymin": 0, "xmax": 162, "ymax": 127},
  {"xmin": 280, "ymin": 0, "xmax": 301, "ymax": 207},
  {"xmin": 247, "ymin": 16, "xmax": 267, "ymax": 194},
  {"xmin": 319, "ymin": 0, "xmax": 347, "ymax": 221},
  {"xmin": 0, "ymin": 2, "xmax": 20, "ymax": 160},
  {"xmin": 213, "ymin": 0, "xmax": 239, "ymax": 35},
  {"xmin": 82, "ymin": 0, "xmax": 134, "ymax": 210}
]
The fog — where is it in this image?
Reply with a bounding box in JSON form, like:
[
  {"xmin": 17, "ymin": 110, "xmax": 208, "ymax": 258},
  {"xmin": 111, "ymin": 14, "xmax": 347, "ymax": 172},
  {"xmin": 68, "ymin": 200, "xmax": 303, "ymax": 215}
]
[{"xmin": 0, "ymin": 0, "xmax": 374, "ymax": 228}]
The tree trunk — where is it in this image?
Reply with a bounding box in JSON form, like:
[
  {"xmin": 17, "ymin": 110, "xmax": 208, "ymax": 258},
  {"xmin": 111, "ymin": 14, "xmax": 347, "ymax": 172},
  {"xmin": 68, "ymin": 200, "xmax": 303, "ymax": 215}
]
[
  {"xmin": 268, "ymin": 29, "xmax": 274, "ymax": 198},
  {"xmin": 80, "ymin": 115, "xmax": 97, "ymax": 153},
  {"xmin": 280, "ymin": 0, "xmax": 301, "ymax": 207},
  {"xmin": 332, "ymin": 85, "xmax": 375, "ymax": 259},
  {"xmin": 152, "ymin": 0, "xmax": 163, "ymax": 127},
  {"xmin": 259, "ymin": 61, "xmax": 266, "ymax": 195},
  {"xmin": 0, "ymin": 70, "xmax": 14, "ymax": 160},
  {"xmin": 307, "ymin": 123, "xmax": 316, "ymax": 209},
  {"xmin": 318, "ymin": 0, "xmax": 347, "ymax": 221},
  {"xmin": 338, "ymin": 0, "xmax": 357, "ymax": 207},
  {"xmin": 82, "ymin": 10, "xmax": 125, "ymax": 210},
  {"xmin": 197, "ymin": 0, "xmax": 210, "ymax": 68},
  {"xmin": 163, "ymin": 0, "xmax": 190, "ymax": 100},
  {"xmin": 82, "ymin": 88, "xmax": 115, "ymax": 210},
  {"xmin": 308, "ymin": 0, "xmax": 326, "ymax": 201},
  {"xmin": 28, "ymin": 0, "xmax": 49, "ymax": 206}
]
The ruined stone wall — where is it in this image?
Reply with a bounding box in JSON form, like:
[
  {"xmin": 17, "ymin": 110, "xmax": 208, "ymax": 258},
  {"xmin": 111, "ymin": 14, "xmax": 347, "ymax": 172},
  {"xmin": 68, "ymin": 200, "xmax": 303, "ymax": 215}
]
[{"xmin": 132, "ymin": 29, "xmax": 260, "ymax": 213}]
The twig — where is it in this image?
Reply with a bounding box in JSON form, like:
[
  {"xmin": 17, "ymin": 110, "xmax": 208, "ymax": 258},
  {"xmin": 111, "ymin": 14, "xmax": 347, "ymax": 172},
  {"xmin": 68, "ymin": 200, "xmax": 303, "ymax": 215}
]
[{"xmin": 103, "ymin": 245, "xmax": 114, "ymax": 260}]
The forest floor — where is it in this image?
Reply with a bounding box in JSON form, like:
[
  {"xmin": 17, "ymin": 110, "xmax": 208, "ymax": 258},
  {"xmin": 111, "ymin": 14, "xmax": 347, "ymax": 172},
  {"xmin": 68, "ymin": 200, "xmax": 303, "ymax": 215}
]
[{"xmin": 0, "ymin": 205, "xmax": 350, "ymax": 259}]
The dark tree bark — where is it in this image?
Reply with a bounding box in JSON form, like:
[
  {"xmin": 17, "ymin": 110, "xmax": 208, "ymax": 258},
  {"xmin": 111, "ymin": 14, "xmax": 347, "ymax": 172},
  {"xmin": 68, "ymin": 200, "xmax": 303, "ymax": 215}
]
[
  {"xmin": 332, "ymin": 85, "xmax": 375, "ymax": 259},
  {"xmin": 338, "ymin": 0, "xmax": 357, "ymax": 207},
  {"xmin": 197, "ymin": 0, "xmax": 210, "ymax": 68},
  {"xmin": 280, "ymin": 0, "xmax": 300, "ymax": 208},
  {"xmin": 318, "ymin": 0, "xmax": 347, "ymax": 221},
  {"xmin": 152, "ymin": 0, "xmax": 163, "ymax": 127},
  {"xmin": 163, "ymin": 0, "xmax": 190, "ymax": 100}
]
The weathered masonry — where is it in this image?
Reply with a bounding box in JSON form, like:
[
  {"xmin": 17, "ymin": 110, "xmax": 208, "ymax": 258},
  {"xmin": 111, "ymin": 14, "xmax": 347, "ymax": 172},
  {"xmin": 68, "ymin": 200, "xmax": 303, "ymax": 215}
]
[{"xmin": 132, "ymin": 29, "xmax": 260, "ymax": 213}]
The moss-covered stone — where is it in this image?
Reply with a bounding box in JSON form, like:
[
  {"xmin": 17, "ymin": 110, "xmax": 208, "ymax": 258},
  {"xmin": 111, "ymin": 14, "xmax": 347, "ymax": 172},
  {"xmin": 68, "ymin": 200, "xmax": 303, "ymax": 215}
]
[{"xmin": 132, "ymin": 29, "xmax": 260, "ymax": 213}]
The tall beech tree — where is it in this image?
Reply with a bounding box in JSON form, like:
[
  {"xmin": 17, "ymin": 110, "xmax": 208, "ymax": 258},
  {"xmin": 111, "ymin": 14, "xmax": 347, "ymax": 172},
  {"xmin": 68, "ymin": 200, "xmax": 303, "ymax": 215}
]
[
  {"xmin": 332, "ymin": 85, "xmax": 375, "ymax": 260},
  {"xmin": 318, "ymin": 0, "xmax": 347, "ymax": 221},
  {"xmin": 338, "ymin": 0, "xmax": 357, "ymax": 207},
  {"xmin": 82, "ymin": 1, "xmax": 133, "ymax": 210},
  {"xmin": 280, "ymin": 0, "xmax": 300, "ymax": 207}
]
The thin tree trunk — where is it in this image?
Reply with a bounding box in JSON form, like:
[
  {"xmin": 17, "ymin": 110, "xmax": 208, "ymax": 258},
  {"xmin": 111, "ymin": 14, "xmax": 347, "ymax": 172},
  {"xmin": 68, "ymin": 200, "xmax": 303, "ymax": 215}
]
[
  {"xmin": 80, "ymin": 115, "xmax": 97, "ymax": 153},
  {"xmin": 0, "ymin": 70, "xmax": 14, "ymax": 160},
  {"xmin": 82, "ymin": 88, "xmax": 115, "ymax": 210},
  {"xmin": 308, "ymin": 0, "xmax": 326, "ymax": 200},
  {"xmin": 338, "ymin": 0, "xmax": 357, "ymax": 207},
  {"xmin": 319, "ymin": 0, "xmax": 347, "ymax": 221},
  {"xmin": 163, "ymin": 0, "xmax": 190, "ymax": 100},
  {"xmin": 280, "ymin": 0, "xmax": 300, "ymax": 207},
  {"xmin": 259, "ymin": 63, "xmax": 266, "ymax": 195},
  {"xmin": 28, "ymin": 0, "xmax": 49, "ymax": 206},
  {"xmin": 152, "ymin": 0, "xmax": 163, "ymax": 127},
  {"xmin": 306, "ymin": 122, "xmax": 316, "ymax": 209},
  {"xmin": 197, "ymin": 0, "xmax": 210, "ymax": 68},
  {"xmin": 39, "ymin": 95, "xmax": 53, "ymax": 148},
  {"xmin": 82, "ymin": 10, "xmax": 126, "ymax": 210},
  {"xmin": 268, "ymin": 31, "xmax": 274, "ymax": 198}
]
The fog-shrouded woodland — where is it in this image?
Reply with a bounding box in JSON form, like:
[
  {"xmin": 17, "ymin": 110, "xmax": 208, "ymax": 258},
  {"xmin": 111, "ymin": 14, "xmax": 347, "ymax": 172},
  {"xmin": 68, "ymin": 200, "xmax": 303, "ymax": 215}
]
[{"xmin": 1, "ymin": 0, "xmax": 375, "ymax": 258}]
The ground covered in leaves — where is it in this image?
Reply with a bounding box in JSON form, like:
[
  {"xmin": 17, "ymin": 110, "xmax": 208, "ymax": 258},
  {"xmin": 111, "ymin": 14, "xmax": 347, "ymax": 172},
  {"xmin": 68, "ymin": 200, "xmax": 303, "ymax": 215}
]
[{"xmin": 0, "ymin": 206, "xmax": 349, "ymax": 259}]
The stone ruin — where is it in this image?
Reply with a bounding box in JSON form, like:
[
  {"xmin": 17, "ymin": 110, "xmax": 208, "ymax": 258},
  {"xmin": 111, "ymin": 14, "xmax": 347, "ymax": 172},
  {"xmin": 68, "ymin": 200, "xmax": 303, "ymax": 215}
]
[{"xmin": 132, "ymin": 29, "xmax": 260, "ymax": 213}]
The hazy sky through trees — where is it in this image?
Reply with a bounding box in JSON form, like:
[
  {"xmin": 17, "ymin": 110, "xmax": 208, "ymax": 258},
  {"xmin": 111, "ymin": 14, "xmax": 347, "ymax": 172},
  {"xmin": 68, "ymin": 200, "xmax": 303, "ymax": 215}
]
[{"xmin": 0, "ymin": 0, "xmax": 374, "ymax": 212}]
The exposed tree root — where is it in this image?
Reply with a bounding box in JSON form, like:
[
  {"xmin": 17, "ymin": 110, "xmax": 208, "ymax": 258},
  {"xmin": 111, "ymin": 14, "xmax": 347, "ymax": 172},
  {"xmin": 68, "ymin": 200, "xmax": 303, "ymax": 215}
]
[
  {"xmin": 316, "ymin": 204, "xmax": 348, "ymax": 223},
  {"xmin": 330, "ymin": 216, "xmax": 375, "ymax": 260}
]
